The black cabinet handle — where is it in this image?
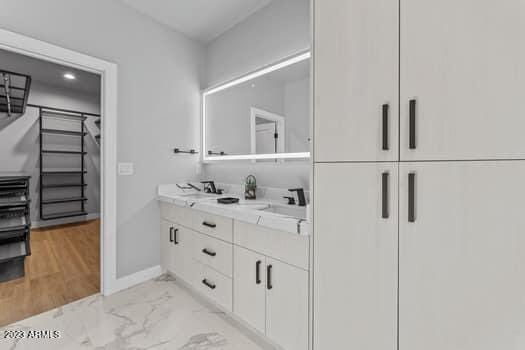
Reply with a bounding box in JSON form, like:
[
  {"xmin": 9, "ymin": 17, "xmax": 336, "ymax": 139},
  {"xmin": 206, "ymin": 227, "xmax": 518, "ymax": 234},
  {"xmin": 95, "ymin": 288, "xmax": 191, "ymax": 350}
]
[
  {"xmin": 202, "ymin": 221, "xmax": 217, "ymax": 228},
  {"xmin": 267, "ymin": 265, "xmax": 273, "ymax": 290},
  {"xmin": 408, "ymin": 173, "xmax": 416, "ymax": 222},
  {"xmin": 174, "ymin": 228, "xmax": 179, "ymax": 245},
  {"xmin": 409, "ymin": 99, "xmax": 417, "ymax": 149},
  {"xmin": 202, "ymin": 279, "xmax": 216, "ymax": 290},
  {"xmin": 382, "ymin": 104, "xmax": 389, "ymax": 151},
  {"xmin": 169, "ymin": 227, "xmax": 174, "ymax": 242},
  {"xmin": 202, "ymin": 248, "xmax": 216, "ymax": 257},
  {"xmin": 256, "ymin": 260, "xmax": 262, "ymax": 285},
  {"xmin": 382, "ymin": 172, "xmax": 389, "ymax": 219}
]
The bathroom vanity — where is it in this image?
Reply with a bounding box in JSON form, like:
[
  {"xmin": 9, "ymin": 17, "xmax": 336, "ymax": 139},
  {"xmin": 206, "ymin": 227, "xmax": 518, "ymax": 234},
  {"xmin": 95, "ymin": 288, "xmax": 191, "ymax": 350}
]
[{"xmin": 157, "ymin": 185, "xmax": 310, "ymax": 350}]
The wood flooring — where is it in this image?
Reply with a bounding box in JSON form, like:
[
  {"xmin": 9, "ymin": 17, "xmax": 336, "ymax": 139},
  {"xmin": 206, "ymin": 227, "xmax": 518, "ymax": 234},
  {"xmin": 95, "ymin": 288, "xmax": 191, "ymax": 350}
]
[{"xmin": 0, "ymin": 219, "xmax": 100, "ymax": 326}]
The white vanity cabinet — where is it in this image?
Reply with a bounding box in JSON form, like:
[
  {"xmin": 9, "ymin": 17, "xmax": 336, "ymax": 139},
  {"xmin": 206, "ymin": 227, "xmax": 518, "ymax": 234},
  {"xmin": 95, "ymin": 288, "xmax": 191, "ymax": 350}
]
[
  {"xmin": 265, "ymin": 257, "xmax": 309, "ymax": 350},
  {"xmin": 234, "ymin": 248, "xmax": 309, "ymax": 350},
  {"xmin": 160, "ymin": 217, "xmax": 195, "ymax": 283},
  {"xmin": 234, "ymin": 246, "xmax": 266, "ymax": 334},
  {"xmin": 234, "ymin": 222, "xmax": 310, "ymax": 350},
  {"xmin": 160, "ymin": 201, "xmax": 310, "ymax": 350},
  {"xmin": 160, "ymin": 220, "xmax": 175, "ymax": 272}
]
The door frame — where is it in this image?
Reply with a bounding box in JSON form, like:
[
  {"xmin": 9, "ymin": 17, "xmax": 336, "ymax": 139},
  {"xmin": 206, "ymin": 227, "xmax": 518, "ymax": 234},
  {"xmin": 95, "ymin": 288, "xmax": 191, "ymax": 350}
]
[
  {"xmin": 0, "ymin": 28, "xmax": 118, "ymax": 295},
  {"xmin": 250, "ymin": 107, "xmax": 286, "ymax": 155}
]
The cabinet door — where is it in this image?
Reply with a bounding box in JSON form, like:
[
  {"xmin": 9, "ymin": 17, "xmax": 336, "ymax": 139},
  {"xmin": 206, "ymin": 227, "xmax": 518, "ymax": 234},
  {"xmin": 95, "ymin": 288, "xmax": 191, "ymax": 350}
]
[
  {"xmin": 314, "ymin": 163, "xmax": 398, "ymax": 350},
  {"xmin": 171, "ymin": 225, "xmax": 195, "ymax": 282},
  {"xmin": 233, "ymin": 246, "xmax": 266, "ymax": 334},
  {"xmin": 266, "ymin": 258, "xmax": 309, "ymax": 350},
  {"xmin": 399, "ymin": 161, "xmax": 525, "ymax": 350},
  {"xmin": 400, "ymin": 0, "xmax": 525, "ymax": 160},
  {"xmin": 314, "ymin": 0, "xmax": 399, "ymax": 162},
  {"xmin": 160, "ymin": 220, "xmax": 174, "ymax": 273}
]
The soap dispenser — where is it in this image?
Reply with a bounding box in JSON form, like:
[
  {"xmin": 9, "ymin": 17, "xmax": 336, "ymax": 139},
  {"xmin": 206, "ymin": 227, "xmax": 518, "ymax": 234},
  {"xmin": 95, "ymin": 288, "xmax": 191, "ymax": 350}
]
[{"xmin": 244, "ymin": 175, "xmax": 257, "ymax": 200}]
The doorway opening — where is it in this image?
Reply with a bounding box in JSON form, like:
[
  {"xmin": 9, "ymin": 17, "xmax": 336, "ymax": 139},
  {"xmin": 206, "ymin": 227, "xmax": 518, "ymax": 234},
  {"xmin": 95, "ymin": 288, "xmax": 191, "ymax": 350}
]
[{"xmin": 0, "ymin": 47, "xmax": 103, "ymax": 326}]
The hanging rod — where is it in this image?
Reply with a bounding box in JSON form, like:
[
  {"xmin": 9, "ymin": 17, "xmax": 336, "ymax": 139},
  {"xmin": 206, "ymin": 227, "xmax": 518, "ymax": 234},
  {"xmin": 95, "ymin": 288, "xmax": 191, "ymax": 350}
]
[
  {"xmin": 27, "ymin": 104, "xmax": 101, "ymax": 117},
  {"xmin": 174, "ymin": 148, "xmax": 198, "ymax": 154}
]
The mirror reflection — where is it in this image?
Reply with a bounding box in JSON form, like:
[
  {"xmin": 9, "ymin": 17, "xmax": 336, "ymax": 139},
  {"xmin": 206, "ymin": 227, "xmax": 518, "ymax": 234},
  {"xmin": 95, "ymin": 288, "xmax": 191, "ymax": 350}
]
[{"xmin": 204, "ymin": 54, "xmax": 310, "ymax": 159}]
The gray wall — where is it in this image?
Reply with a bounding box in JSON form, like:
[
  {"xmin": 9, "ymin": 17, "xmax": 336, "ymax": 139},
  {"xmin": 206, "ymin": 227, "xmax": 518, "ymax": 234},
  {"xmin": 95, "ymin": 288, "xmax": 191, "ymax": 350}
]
[
  {"xmin": 0, "ymin": 0, "xmax": 205, "ymax": 278},
  {"xmin": 206, "ymin": 0, "xmax": 311, "ymax": 87},
  {"xmin": 203, "ymin": 0, "xmax": 311, "ymax": 189},
  {"xmin": 0, "ymin": 81, "xmax": 101, "ymax": 226}
]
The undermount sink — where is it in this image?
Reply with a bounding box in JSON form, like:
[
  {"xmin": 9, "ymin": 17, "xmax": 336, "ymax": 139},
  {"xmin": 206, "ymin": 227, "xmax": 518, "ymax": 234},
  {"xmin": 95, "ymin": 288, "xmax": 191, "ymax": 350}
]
[
  {"xmin": 178, "ymin": 193, "xmax": 216, "ymax": 199},
  {"xmin": 259, "ymin": 204, "xmax": 307, "ymax": 219},
  {"xmin": 233, "ymin": 202, "xmax": 306, "ymax": 219}
]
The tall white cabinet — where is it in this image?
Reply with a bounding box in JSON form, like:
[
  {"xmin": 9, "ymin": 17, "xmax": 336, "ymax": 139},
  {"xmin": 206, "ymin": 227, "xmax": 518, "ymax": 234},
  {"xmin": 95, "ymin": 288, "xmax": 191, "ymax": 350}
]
[
  {"xmin": 314, "ymin": 0, "xmax": 525, "ymax": 349},
  {"xmin": 400, "ymin": 0, "xmax": 525, "ymax": 160},
  {"xmin": 399, "ymin": 162, "xmax": 525, "ymax": 350},
  {"xmin": 314, "ymin": 163, "xmax": 398, "ymax": 350},
  {"xmin": 314, "ymin": 0, "xmax": 399, "ymax": 162}
]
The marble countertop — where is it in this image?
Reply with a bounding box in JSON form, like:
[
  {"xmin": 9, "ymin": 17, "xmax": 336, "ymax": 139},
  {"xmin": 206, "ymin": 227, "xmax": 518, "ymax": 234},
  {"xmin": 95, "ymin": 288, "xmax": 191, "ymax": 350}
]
[{"xmin": 157, "ymin": 184, "xmax": 311, "ymax": 236}]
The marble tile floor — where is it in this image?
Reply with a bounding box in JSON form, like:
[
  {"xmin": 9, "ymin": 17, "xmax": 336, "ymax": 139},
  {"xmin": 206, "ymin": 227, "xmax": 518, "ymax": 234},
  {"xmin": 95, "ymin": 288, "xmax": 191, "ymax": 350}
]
[{"xmin": 0, "ymin": 275, "xmax": 268, "ymax": 350}]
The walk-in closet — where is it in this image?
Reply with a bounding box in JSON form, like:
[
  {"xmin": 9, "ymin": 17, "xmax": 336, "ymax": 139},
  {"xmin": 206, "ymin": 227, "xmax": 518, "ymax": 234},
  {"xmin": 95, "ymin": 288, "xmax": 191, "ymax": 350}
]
[{"xmin": 0, "ymin": 48, "xmax": 102, "ymax": 326}]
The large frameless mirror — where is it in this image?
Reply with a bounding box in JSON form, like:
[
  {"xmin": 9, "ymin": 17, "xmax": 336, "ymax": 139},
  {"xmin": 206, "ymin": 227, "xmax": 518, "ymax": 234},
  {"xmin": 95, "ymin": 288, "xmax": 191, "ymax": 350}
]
[{"xmin": 202, "ymin": 51, "xmax": 311, "ymax": 161}]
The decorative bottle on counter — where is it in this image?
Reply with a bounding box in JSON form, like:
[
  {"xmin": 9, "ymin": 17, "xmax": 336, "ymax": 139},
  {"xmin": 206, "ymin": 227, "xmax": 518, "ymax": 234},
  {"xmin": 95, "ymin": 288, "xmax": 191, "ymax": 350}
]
[{"xmin": 244, "ymin": 175, "xmax": 257, "ymax": 200}]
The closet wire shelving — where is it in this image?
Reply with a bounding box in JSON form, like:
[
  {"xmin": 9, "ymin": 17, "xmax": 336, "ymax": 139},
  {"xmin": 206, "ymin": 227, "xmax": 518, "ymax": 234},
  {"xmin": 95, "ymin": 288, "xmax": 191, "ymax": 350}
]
[
  {"xmin": 0, "ymin": 69, "xmax": 32, "ymax": 116},
  {"xmin": 0, "ymin": 175, "xmax": 31, "ymax": 281},
  {"xmin": 36, "ymin": 105, "xmax": 100, "ymax": 220}
]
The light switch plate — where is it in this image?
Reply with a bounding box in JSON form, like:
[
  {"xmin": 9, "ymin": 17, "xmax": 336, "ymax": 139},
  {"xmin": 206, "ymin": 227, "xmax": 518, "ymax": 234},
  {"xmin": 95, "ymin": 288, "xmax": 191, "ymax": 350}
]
[{"xmin": 118, "ymin": 162, "xmax": 134, "ymax": 176}]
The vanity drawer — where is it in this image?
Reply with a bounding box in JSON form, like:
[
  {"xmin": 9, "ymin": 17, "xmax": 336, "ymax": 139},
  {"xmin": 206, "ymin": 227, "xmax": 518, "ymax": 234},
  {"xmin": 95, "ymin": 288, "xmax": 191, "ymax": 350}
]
[
  {"xmin": 192, "ymin": 211, "xmax": 233, "ymax": 242},
  {"xmin": 193, "ymin": 232, "xmax": 233, "ymax": 278},
  {"xmin": 160, "ymin": 202, "xmax": 193, "ymax": 228},
  {"xmin": 194, "ymin": 261, "xmax": 233, "ymax": 312}
]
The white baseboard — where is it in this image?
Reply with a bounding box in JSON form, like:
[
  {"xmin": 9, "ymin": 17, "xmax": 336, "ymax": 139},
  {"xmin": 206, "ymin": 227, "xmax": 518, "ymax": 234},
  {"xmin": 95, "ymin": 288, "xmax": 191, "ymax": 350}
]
[
  {"xmin": 106, "ymin": 265, "xmax": 162, "ymax": 295},
  {"xmin": 32, "ymin": 213, "xmax": 100, "ymax": 229}
]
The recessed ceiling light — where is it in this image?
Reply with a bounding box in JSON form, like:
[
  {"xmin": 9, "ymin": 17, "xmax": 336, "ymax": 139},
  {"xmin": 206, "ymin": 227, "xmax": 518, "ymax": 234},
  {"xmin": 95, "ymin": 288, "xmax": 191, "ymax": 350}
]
[{"xmin": 63, "ymin": 73, "xmax": 76, "ymax": 80}]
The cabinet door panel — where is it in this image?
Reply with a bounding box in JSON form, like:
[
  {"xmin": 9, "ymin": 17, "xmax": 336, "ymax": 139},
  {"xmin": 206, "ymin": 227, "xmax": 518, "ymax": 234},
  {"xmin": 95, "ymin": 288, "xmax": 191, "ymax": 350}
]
[
  {"xmin": 266, "ymin": 258, "xmax": 308, "ymax": 350},
  {"xmin": 172, "ymin": 226, "xmax": 195, "ymax": 282},
  {"xmin": 160, "ymin": 220, "xmax": 174, "ymax": 272},
  {"xmin": 400, "ymin": 0, "xmax": 525, "ymax": 160},
  {"xmin": 314, "ymin": 163, "xmax": 398, "ymax": 350},
  {"xmin": 314, "ymin": 0, "xmax": 399, "ymax": 162},
  {"xmin": 399, "ymin": 161, "xmax": 525, "ymax": 350},
  {"xmin": 233, "ymin": 246, "xmax": 266, "ymax": 334}
]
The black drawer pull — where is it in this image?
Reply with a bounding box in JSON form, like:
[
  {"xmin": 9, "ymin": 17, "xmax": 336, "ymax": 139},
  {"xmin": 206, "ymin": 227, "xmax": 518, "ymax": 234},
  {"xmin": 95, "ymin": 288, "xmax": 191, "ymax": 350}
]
[
  {"xmin": 202, "ymin": 221, "xmax": 217, "ymax": 228},
  {"xmin": 382, "ymin": 172, "xmax": 389, "ymax": 219},
  {"xmin": 256, "ymin": 260, "xmax": 262, "ymax": 285},
  {"xmin": 169, "ymin": 227, "xmax": 174, "ymax": 242},
  {"xmin": 408, "ymin": 173, "xmax": 416, "ymax": 222},
  {"xmin": 174, "ymin": 228, "xmax": 179, "ymax": 245},
  {"xmin": 202, "ymin": 279, "xmax": 216, "ymax": 290},
  {"xmin": 267, "ymin": 265, "xmax": 273, "ymax": 290},
  {"xmin": 409, "ymin": 99, "xmax": 417, "ymax": 149},
  {"xmin": 382, "ymin": 104, "xmax": 389, "ymax": 151},
  {"xmin": 202, "ymin": 248, "xmax": 216, "ymax": 257}
]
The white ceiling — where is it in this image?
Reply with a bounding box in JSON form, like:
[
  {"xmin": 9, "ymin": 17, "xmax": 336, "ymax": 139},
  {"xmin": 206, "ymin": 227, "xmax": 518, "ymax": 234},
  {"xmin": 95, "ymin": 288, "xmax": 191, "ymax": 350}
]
[
  {"xmin": 0, "ymin": 49, "xmax": 100, "ymax": 95},
  {"xmin": 120, "ymin": 0, "xmax": 273, "ymax": 43}
]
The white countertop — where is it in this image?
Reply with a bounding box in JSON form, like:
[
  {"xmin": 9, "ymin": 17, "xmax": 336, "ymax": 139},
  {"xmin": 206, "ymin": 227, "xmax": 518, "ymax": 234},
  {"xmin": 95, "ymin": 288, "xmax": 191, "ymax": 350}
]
[{"xmin": 157, "ymin": 184, "xmax": 311, "ymax": 236}]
